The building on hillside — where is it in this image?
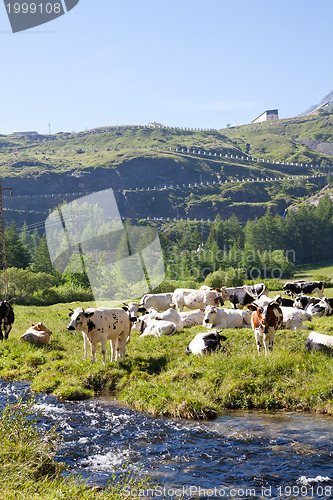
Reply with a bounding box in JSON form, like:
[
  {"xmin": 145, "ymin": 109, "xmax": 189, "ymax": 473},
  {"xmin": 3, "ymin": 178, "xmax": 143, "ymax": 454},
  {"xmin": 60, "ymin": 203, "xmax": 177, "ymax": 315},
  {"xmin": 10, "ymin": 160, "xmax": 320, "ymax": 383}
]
[
  {"xmin": 252, "ymin": 109, "xmax": 279, "ymax": 124},
  {"xmin": 308, "ymin": 101, "xmax": 333, "ymax": 115},
  {"xmin": 148, "ymin": 121, "xmax": 165, "ymax": 128}
]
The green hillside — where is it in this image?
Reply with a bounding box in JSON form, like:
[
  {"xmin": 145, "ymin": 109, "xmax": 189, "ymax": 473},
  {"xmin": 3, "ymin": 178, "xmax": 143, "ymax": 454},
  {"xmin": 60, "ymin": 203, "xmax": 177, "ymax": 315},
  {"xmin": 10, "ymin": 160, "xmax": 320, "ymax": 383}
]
[
  {"xmin": 223, "ymin": 112, "xmax": 333, "ymax": 164},
  {"xmin": 0, "ymin": 116, "xmax": 331, "ymax": 228}
]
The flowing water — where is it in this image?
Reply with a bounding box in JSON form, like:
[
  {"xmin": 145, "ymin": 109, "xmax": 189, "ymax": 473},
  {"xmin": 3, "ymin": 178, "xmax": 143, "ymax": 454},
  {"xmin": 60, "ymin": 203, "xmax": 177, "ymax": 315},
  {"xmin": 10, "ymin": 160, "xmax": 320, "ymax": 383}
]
[{"xmin": 1, "ymin": 378, "xmax": 332, "ymax": 499}]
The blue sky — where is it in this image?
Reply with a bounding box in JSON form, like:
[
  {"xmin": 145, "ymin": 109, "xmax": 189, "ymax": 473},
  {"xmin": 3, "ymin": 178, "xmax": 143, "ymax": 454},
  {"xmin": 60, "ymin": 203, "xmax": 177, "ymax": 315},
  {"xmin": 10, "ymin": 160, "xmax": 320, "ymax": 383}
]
[{"xmin": 1, "ymin": 0, "xmax": 332, "ymax": 135}]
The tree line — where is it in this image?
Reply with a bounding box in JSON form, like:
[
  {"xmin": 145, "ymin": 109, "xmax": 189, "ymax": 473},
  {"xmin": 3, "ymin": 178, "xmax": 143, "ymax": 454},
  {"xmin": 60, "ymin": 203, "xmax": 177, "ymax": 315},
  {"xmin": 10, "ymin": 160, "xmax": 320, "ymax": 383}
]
[{"xmin": 1, "ymin": 194, "xmax": 332, "ymax": 303}]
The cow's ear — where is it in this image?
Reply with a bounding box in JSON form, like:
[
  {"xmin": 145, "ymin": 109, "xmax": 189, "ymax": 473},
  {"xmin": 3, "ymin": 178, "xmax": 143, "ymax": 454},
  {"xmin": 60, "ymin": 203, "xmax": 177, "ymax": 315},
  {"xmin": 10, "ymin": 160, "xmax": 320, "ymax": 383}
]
[
  {"xmin": 138, "ymin": 307, "xmax": 146, "ymax": 313},
  {"xmin": 220, "ymin": 335, "xmax": 227, "ymax": 341},
  {"xmin": 122, "ymin": 306, "xmax": 129, "ymax": 311},
  {"xmin": 200, "ymin": 308, "xmax": 205, "ymax": 312},
  {"xmin": 84, "ymin": 311, "xmax": 94, "ymax": 318},
  {"xmin": 247, "ymin": 304, "xmax": 257, "ymax": 311},
  {"xmin": 68, "ymin": 312, "xmax": 73, "ymax": 318},
  {"xmin": 31, "ymin": 323, "xmax": 35, "ymax": 327}
]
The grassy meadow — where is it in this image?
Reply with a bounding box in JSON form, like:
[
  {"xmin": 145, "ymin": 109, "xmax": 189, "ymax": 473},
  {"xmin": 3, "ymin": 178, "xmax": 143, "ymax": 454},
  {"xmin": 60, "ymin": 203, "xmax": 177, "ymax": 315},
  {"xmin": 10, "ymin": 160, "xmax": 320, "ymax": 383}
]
[{"xmin": 0, "ymin": 291, "xmax": 332, "ymax": 420}]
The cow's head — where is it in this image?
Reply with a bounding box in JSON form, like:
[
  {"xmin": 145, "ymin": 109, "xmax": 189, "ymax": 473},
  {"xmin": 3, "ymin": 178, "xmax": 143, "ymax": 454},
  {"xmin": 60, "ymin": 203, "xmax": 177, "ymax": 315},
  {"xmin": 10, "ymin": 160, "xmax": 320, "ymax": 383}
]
[
  {"xmin": 67, "ymin": 308, "xmax": 94, "ymax": 331},
  {"xmin": 31, "ymin": 322, "xmax": 52, "ymax": 335},
  {"xmin": 247, "ymin": 302, "xmax": 282, "ymax": 333},
  {"xmin": 204, "ymin": 305, "xmax": 218, "ymax": 324}
]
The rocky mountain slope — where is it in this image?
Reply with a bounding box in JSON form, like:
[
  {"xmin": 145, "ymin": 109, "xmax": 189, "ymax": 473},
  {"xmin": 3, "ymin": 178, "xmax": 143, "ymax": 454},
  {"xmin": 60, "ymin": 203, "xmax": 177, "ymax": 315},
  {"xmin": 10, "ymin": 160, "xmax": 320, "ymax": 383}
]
[{"xmin": 0, "ymin": 115, "xmax": 331, "ymax": 230}]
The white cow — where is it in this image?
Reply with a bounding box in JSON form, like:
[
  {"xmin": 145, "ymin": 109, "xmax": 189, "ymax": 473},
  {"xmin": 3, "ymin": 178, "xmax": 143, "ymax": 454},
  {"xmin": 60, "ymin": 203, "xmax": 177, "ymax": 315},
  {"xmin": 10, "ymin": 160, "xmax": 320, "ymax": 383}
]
[
  {"xmin": 203, "ymin": 305, "xmax": 251, "ymax": 329},
  {"xmin": 67, "ymin": 307, "xmax": 134, "ymax": 364},
  {"xmin": 142, "ymin": 307, "xmax": 183, "ymax": 329},
  {"xmin": 139, "ymin": 293, "xmax": 173, "ymax": 311},
  {"xmin": 172, "ymin": 288, "xmax": 227, "ymax": 312},
  {"xmin": 179, "ymin": 309, "xmax": 205, "ymax": 327},
  {"xmin": 132, "ymin": 317, "xmax": 177, "ymax": 337},
  {"xmin": 280, "ymin": 306, "xmax": 310, "ymax": 331}
]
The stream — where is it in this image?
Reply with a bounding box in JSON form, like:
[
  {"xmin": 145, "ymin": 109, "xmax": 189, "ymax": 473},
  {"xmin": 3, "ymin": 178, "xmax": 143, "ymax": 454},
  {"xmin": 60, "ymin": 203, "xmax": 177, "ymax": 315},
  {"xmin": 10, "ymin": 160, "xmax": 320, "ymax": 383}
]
[{"xmin": 1, "ymin": 378, "xmax": 332, "ymax": 499}]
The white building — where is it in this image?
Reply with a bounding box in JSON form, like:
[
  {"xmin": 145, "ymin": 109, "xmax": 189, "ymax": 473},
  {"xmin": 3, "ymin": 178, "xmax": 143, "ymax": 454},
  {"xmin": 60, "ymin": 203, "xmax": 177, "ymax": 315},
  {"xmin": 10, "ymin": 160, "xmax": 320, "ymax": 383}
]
[{"xmin": 252, "ymin": 109, "xmax": 279, "ymax": 124}]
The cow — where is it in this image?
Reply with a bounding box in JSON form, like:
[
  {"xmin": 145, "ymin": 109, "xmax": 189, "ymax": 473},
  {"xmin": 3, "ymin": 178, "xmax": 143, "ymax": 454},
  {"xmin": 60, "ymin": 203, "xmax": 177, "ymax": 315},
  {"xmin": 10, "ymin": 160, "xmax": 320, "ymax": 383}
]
[
  {"xmin": 306, "ymin": 299, "xmax": 332, "ymax": 318},
  {"xmin": 283, "ymin": 280, "xmax": 324, "ymax": 298},
  {"xmin": 279, "ymin": 306, "xmax": 311, "ymax": 331},
  {"xmin": 203, "ymin": 305, "xmax": 251, "ymax": 329},
  {"xmin": 293, "ymin": 295, "xmax": 333, "ymax": 317},
  {"xmin": 179, "ymin": 309, "xmax": 205, "ymax": 327},
  {"xmin": 122, "ymin": 302, "xmax": 146, "ymax": 316},
  {"xmin": 139, "ymin": 293, "xmax": 173, "ymax": 311},
  {"xmin": 172, "ymin": 288, "xmax": 227, "ymax": 312},
  {"xmin": 247, "ymin": 301, "xmax": 283, "ymax": 355},
  {"xmin": 244, "ymin": 283, "xmax": 269, "ymax": 298},
  {"xmin": 224, "ymin": 286, "xmax": 257, "ymax": 309},
  {"xmin": 0, "ymin": 300, "xmax": 14, "ymax": 340},
  {"xmin": 131, "ymin": 317, "xmax": 177, "ymax": 337},
  {"xmin": 305, "ymin": 331, "xmax": 333, "ymax": 352},
  {"xmin": 142, "ymin": 307, "xmax": 183, "ymax": 329},
  {"xmin": 20, "ymin": 322, "xmax": 52, "ymax": 345},
  {"xmin": 185, "ymin": 330, "xmax": 227, "ymax": 356},
  {"xmin": 67, "ymin": 307, "xmax": 135, "ymax": 364},
  {"xmin": 273, "ymin": 294, "xmax": 295, "ymax": 307}
]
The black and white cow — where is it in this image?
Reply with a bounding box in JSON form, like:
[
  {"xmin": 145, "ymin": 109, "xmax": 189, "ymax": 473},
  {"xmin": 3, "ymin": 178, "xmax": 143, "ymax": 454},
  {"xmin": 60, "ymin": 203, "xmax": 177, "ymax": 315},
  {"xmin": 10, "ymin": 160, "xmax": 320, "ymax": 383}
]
[
  {"xmin": 67, "ymin": 306, "xmax": 136, "ymax": 364},
  {"xmin": 293, "ymin": 295, "xmax": 333, "ymax": 317},
  {"xmin": 0, "ymin": 300, "xmax": 14, "ymax": 340},
  {"xmin": 225, "ymin": 286, "xmax": 256, "ymax": 309},
  {"xmin": 283, "ymin": 280, "xmax": 324, "ymax": 298},
  {"xmin": 244, "ymin": 283, "xmax": 269, "ymax": 298},
  {"xmin": 273, "ymin": 294, "xmax": 295, "ymax": 307},
  {"xmin": 305, "ymin": 331, "xmax": 333, "ymax": 352},
  {"xmin": 185, "ymin": 330, "xmax": 227, "ymax": 355}
]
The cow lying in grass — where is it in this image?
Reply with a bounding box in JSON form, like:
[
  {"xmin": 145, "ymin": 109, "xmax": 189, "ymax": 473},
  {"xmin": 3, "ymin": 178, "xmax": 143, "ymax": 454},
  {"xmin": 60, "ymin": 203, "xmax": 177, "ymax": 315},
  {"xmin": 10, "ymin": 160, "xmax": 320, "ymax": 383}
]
[
  {"xmin": 20, "ymin": 322, "xmax": 52, "ymax": 345},
  {"xmin": 185, "ymin": 330, "xmax": 227, "ymax": 355},
  {"xmin": 305, "ymin": 331, "xmax": 333, "ymax": 352},
  {"xmin": 203, "ymin": 305, "xmax": 251, "ymax": 329},
  {"xmin": 131, "ymin": 317, "xmax": 177, "ymax": 337}
]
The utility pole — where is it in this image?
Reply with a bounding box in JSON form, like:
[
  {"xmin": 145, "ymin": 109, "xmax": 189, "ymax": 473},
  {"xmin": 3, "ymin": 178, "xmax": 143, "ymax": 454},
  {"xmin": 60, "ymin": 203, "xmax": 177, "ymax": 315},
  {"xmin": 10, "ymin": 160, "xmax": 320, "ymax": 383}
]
[{"xmin": 0, "ymin": 182, "xmax": 13, "ymax": 300}]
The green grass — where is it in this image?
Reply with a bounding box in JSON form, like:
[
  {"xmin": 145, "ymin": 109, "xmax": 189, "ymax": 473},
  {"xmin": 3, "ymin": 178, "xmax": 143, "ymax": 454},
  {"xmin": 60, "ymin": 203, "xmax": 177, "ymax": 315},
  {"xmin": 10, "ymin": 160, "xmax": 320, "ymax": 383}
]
[
  {"xmin": 1, "ymin": 294, "xmax": 333, "ymax": 421},
  {"xmin": 294, "ymin": 260, "xmax": 333, "ymax": 283}
]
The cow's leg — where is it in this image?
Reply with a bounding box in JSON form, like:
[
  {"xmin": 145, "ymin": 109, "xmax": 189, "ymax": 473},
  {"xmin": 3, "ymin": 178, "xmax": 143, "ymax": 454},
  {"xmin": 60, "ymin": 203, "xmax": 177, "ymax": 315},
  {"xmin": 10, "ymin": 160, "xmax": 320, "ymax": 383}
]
[
  {"xmin": 263, "ymin": 328, "xmax": 274, "ymax": 355},
  {"xmin": 267, "ymin": 328, "xmax": 275, "ymax": 353},
  {"xmin": 116, "ymin": 332, "xmax": 126, "ymax": 361},
  {"xmin": 100, "ymin": 338, "xmax": 107, "ymax": 365},
  {"xmin": 110, "ymin": 338, "xmax": 116, "ymax": 362},
  {"xmin": 82, "ymin": 332, "xmax": 88, "ymax": 360},
  {"xmin": 90, "ymin": 342, "xmax": 97, "ymax": 364},
  {"xmin": 3, "ymin": 321, "xmax": 12, "ymax": 340},
  {"xmin": 254, "ymin": 328, "xmax": 263, "ymax": 354},
  {"xmin": 0, "ymin": 323, "xmax": 3, "ymax": 341}
]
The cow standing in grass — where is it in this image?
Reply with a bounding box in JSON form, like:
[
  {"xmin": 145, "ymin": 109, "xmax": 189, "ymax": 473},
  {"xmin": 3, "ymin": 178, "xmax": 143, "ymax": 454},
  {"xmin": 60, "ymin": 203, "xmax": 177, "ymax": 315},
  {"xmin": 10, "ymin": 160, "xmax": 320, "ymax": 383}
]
[
  {"xmin": 0, "ymin": 300, "xmax": 14, "ymax": 340},
  {"xmin": 247, "ymin": 301, "xmax": 283, "ymax": 355},
  {"xmin": 67, "ymin": 307, "xmax": 136, "ymax": 364}
]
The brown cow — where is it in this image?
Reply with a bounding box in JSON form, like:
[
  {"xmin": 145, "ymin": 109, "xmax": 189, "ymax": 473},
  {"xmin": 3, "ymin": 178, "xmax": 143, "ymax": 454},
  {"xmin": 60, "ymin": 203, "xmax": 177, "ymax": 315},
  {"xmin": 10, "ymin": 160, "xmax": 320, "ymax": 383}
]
[
  {"xmin": 20, "ymin": 322, "xmax": 52, "ymax": 345},
  {"xmin": 247, "ymin": 302, "xmax": 283, "ymax": 355}
]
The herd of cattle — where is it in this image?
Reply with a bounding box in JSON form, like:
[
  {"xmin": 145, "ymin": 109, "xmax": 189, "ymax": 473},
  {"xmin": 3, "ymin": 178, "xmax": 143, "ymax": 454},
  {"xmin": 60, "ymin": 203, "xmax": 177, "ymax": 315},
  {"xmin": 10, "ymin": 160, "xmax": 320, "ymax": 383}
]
[
  {"xmin": 64, "ymin": 279, "xmax": 333, "ymax": 362},
  {"xmin": 0, "ymin": 279, "xmax": 332, "ymax": 363}
]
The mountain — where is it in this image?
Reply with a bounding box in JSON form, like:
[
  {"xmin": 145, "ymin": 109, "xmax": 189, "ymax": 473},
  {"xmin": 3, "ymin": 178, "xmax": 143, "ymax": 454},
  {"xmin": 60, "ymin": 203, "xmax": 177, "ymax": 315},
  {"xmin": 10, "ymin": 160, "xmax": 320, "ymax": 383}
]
[
  {"xmin": 0, "ymin": 115, "xmax": 331, "ymax": 231},
  {"xmin": 297, "ymin": 90, "xmax": 333, "ymax": 117}
]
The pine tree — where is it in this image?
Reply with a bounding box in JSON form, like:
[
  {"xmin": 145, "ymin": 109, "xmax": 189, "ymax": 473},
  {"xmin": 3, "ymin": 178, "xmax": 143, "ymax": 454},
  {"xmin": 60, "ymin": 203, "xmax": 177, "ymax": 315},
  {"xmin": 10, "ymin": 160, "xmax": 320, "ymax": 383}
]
[
  {"xmin": 4, "ymin": 224, "xmax": 30, "ymax": 269},
  {"xmin": 31, "ymin": 235, "xmax": 54, "ymax": 273}
]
